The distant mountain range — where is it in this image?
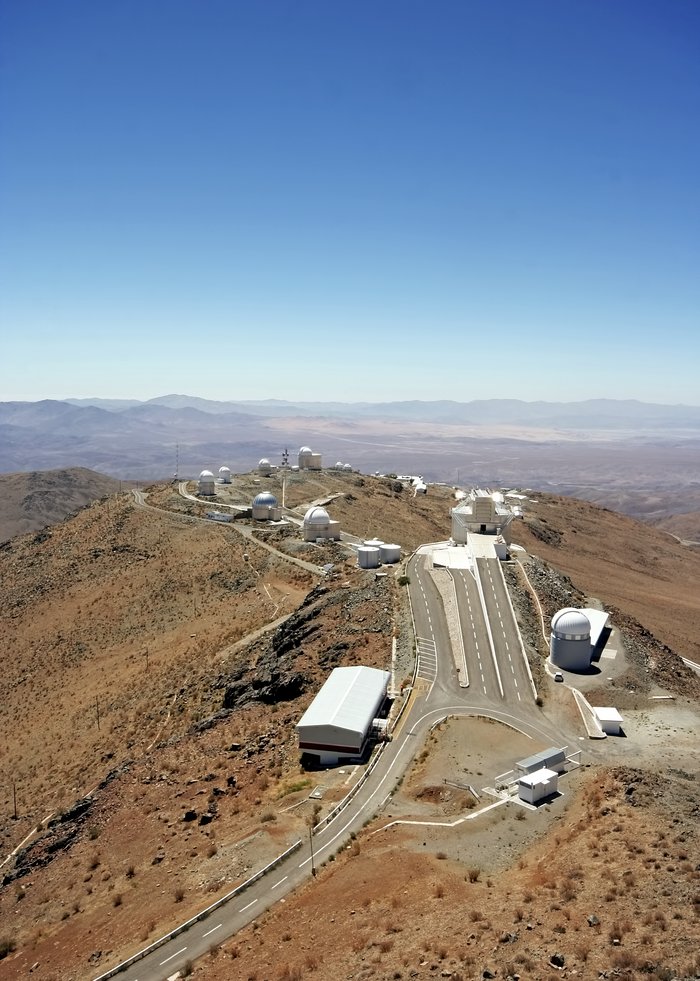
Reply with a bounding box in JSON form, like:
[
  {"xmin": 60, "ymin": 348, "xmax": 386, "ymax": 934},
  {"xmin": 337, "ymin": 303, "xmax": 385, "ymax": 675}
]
[
  {"xmin": 2, "ymin": 397, "xmax": 700, "ymax": 525},
  {"xmin": 63, "ymin": 394, "xmax": 700, "ymax": 429}
]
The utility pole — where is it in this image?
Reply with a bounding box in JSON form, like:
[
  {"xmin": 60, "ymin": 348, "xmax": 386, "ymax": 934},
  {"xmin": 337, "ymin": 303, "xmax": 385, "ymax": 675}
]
[{"xmin": 309, "ymin": 824, "xmax": 316, "ymax": 876}]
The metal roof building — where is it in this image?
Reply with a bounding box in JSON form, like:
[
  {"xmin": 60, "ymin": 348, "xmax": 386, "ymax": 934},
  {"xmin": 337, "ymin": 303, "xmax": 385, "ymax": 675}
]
[
  {"xmin": 515, "ymin": 747, "xmax": 567, "ymax": 775},
  {"xmin": 296, "ymin": 666, "xmax": 390, "ymax": 765}
]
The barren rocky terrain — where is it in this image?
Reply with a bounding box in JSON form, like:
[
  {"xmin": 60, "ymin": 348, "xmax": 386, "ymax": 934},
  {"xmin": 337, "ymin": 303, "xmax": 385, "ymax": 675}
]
[
  {"xmin": 0, "ymin": 470, "xmax": 698, "ymax": 980},
  {"xmin": 0, "ymin": 469, "xmax": 122, "ymax": 544}
]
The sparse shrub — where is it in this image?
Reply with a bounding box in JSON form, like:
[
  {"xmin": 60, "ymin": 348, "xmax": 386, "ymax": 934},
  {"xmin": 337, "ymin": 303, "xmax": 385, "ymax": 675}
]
[
  {"xmin": 174, "ymin": 887, "xmax": 185, "ymax": 903},
  {"xmin": 88, "ymin": 826, "xmax": 101, "ymax": 840},
  {"xmin": 436, "ymin": 850, "xmax": 447, "ymax": 860},
  {"xmin": 0, "ymin": 938, "xmax": 17, "ymax": 960},
  {"xmin": 207, "ymin": 843, "xmax": 218, "ymax": 858},
  {"xmin": 261, "ymin": 811, "xmax": 276, "ymax": 823},
  {"xmin": 182, "ymin": 961, "xmax": 193, "ymax": 977},
  {"xmin": 467, "ymin": 867, "xmax": 481, "ymax": 882},
  {"xmin": 112, "ymin": 893, "xmax": 122, "ymax": 907},
  {"xmin": 125, "ymin": 864, "xmax": 135, "ymax": 879},
  {"xmin": 433, "ymin": 882, "xmax": 445, "ymax": 898}
]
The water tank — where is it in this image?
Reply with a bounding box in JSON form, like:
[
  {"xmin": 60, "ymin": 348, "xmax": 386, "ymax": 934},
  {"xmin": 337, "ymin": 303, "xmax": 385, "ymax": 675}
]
[
  {"xmin": 364, "ymin": 538, "xmax": 384, "ymax": 549},
  {"xmin": 379, "ymin": 543, "xmax": 401, "ymax": 564},
  {"xmin": 358, "ymin": 546, "xmax": 381, "ymax": 569}
]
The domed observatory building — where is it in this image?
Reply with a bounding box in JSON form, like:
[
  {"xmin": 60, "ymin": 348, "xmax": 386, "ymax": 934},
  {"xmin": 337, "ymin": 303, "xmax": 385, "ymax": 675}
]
[
  {"xmin": 303, "ymin": 506, "xmax": 340, "ymax": 541},
  {"xmin": 298, "ymin": 446, "xmax": 313, "ymax": 469},
  {"xmin": 258, "ymin": 458, "xmax": 272, "ymax": 475},
  {"xmin": 198, "ymin": 470, "xmax": 216, "ymax": 496},
  {"xmin": 218, "ymin": 466, "xmax": 232, "ymax": 484},
  {"xmin": 550, "ymin": 608, "xmax": 592, "ymax": 672},
  {"xmin": 252, "ymin": 492, "xmax": 281, "ymax": 521}
]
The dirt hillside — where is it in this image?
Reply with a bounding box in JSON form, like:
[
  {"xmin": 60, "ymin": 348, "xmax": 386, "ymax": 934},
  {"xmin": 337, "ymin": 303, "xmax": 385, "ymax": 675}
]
[
  {"xmin": 0, "ymin": 468, "xmax": 122, "ymax": 544},
  {"xmin": 0, "ymin": 475, "xmax": 698, "ymax": 980}
]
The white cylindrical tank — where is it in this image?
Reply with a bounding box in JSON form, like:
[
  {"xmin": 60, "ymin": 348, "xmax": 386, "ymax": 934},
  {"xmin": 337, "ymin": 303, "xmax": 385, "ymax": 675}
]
[
  {"xmin": 218, "ymin": 466, "xmax": 231, "ymax": 484},
  {"xmin": 379, "ymin": 543, "xmax": 401, "ymax": 564},
  {"xmin": 198, "ymin": 470, "xmax": 216, "ymax": 495},
  {"xmin": 358, "ymin": 546, "xmax": 381, "ymax": 569},
  {"xmin": 258, "ymin": 458, "xmax": 272, "ymax": 474},
  {"xmin": 364, "ymin": 538, "xmax": 384, "ymax": 549}
]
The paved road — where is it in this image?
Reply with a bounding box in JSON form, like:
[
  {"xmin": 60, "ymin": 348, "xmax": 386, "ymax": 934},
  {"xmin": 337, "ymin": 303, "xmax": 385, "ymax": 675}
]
[{"xmin": 101, "ymin": 535, "xmax": 563, "ymax": 981}]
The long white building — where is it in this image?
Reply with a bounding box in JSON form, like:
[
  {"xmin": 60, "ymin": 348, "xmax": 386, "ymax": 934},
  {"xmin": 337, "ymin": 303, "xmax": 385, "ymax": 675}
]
[{"xmin": 296, "ymin": 666, "xmax": 390, "ymax": 765}]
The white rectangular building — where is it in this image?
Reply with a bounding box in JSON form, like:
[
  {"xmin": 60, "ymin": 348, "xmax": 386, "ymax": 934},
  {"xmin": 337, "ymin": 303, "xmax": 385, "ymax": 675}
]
[
  {"xmin": 296, "ymin": 666, "xmax": 390, "ymax": 765},
  {"xmin": 518, "ymin": 767, "xmax": 559, "ymax": 805},
  {"xmin": 593, "ymin": 706, "xmax": 623, "ymax": 735}
]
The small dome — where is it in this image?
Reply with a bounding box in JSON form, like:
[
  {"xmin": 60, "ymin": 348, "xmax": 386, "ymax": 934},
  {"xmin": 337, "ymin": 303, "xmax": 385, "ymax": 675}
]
[
  {"xmin": 219, "ymin": 466, "xmax": 230, "ymax": 474},
  {"xmin": 299, "ymin": 446, "xmax": 312, "ymax": 454},
  {"xmin": 259, "ymin": 458, "xmax": 270, "ymax": 466},
  {"xmin": 199, "ymin": 470, "xmax": 214, "ymax": 479},
  {"xmin": 253, "ymin": 492, "xmax": 277, "ymax": 507},
  {"xmin": 551, "ymin": 608, "xmax": 591, "ymax": 639},
  {"xmin": 304, "ymin": 506, "xmax": 330, "ymax": 525}
]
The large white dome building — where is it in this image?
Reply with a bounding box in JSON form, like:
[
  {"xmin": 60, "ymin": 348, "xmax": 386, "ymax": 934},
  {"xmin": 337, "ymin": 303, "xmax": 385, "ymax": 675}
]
[
  {"xmin": 218, "ymin": 466, "xmax": 232, "ymax": 484},
  {"xmin": 550, "ymin": 608, "xmax": 592, "ymax": 671},
  {"xmin": 252, "ymin": 491, "xmax": 280, "ymax": 521},
  {"xmin": 198, "ymin": 470, "xmax": 216, "ymax": 496},
  {"xmin": 303, "ymin": 505, "xmax": 340, "ymax": 541}
]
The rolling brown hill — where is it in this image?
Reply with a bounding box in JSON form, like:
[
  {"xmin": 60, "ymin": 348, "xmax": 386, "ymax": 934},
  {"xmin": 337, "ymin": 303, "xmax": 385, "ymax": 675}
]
[
  {"xmin": 0, "ymin": 468, "xmax": 122, "ymax": 544},
  {"xmin": 0, "ymin": 474, "xmax": 698, "ymax": 979}
]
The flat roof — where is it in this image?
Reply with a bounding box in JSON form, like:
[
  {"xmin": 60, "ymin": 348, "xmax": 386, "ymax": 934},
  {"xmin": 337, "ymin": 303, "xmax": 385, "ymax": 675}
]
[
  {"xmin": 296, "ymin": 666, "xmax": 390, "ymax": 737},
  {"xmin": 593, "ymin": 706, "xmax": 623, "ymax": 722},
  {"xmin": 519, "ymin": 767, "xmax": 558, "ymax": 787},
  {"xmin": 516, "ymin": 747, "xmax": 565, "ymax": 772},
  {"xmin": 582, "ymin": 608, "xmax": 610, "ymax": 649}
]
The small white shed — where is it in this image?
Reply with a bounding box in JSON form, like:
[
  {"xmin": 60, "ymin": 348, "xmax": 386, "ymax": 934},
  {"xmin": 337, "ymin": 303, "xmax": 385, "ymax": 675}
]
[
  {"xmin": 593, "ymin": 706, "xmax": 623, "ymax": 735},
  {"xmin": 518, "ymin": 767, "xmax": 559, "ymax": 805}
]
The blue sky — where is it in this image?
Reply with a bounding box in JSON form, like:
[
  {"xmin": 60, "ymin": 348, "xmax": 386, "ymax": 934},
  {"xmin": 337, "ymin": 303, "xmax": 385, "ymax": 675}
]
[{"xmin": 1, "ymin": 0, "xmax": 698, "ymax": 404}]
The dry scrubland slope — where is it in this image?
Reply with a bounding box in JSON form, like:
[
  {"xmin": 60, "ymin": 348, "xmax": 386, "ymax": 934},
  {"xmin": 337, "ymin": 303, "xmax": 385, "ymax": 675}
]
[
  {"xmin": 0, "ymin": 474, "xmax": 698, "ymax": 980},
  {"xmin": 0, "ymin": 468, "xmax": 122, "ymax": 544},
  {"xmin": 512, "ymin": 492, "xmax": 700, "ymax": 666},
  {"xmin": 0, "ymin": 473, "xmax": 450, "ymax": 978}
]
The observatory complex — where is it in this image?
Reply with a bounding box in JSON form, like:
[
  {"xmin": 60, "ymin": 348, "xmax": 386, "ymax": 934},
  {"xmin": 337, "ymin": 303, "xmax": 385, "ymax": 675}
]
[
  {"xmin": 298, "ymin": 446, "xmax": 323, "ymax": 470},
  {"xmin": 198, "ymin": 470, "xmax": 216, "ymax": 496},
  {"xmin": 252, "ymin": 491, "xmax": 281, "ymax": 521},
  {"xmin": 549, "ymin": 607, "xmax": 611, "ymax": 672},
  {"xmin": 451, "ymin": 489, "xmax": 514, "ymax": 543},
  {"xmin": 303, "ymin": 506, "xmax": 341, "ymax": 541}
]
